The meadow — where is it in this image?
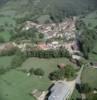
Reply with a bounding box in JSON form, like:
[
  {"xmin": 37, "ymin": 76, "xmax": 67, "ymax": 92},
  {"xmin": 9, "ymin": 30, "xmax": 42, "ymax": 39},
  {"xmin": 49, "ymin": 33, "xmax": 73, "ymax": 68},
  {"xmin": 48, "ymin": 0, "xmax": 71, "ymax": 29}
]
[
  {"xmin": 81, "ymin": 67, "xmax": 97, "ymax": 89},
  {"xmin": 0, "ymin": 57, "xmax": 74, "ymax": 100}
]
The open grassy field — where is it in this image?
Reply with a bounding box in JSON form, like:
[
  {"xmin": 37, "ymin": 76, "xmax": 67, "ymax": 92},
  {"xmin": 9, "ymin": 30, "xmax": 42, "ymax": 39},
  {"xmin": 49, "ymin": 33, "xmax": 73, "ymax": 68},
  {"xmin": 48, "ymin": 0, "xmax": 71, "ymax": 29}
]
[
  {"xmin": 20, "ymin": 57, "xmax": 75, "ymax": 75},
  {"xmin": 0, "ymin": 70, "xmax": 36, "ymax": 100},
  {"xmin": 0, "ymin": 31, "xmax": 11, "ymax": 41},
  {"xmin": 81, "ymin": 67, "xmax": 97, "ymax": 89},
  {"xmin": 0, "ymin": 57, "xmax": 74, "ymax": 100}
]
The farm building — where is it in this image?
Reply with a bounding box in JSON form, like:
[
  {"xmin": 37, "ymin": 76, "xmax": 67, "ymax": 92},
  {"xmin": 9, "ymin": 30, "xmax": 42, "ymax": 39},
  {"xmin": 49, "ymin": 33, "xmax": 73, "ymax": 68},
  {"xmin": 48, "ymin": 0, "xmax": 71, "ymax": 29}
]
[{"xmin": 48, "ymin": 81, "xmax": 75, "ymax": 100}]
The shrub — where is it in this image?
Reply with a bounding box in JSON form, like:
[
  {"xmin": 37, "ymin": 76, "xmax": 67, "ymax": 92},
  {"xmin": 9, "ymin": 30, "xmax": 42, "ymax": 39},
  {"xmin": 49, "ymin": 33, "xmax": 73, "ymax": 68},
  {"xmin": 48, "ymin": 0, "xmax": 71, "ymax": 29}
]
[
  {"xmin": 34, "ymin": 68, "xmax": 44, "ymax": 76},
  {"xmin": 49, "ymin": 69, "xmax": 65, "ymax": 80},
  {"xmin": 49, "ymin": 65, "xmax": 76, "ymax": 80},
  {"xmin": 29, "ymin": 68, "xmax": 34, "ymax": 74}
]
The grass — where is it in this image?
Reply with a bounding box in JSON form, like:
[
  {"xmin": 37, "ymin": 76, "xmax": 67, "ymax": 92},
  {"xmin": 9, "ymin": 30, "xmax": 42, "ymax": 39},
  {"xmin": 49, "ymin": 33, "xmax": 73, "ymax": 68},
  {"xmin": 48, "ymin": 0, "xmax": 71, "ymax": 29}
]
[
  {"xmin": 0, "ymin": 70, "xmax": 36, "ymax": 100},
  {"xmin": 81, "ymin": 67, "xmax": 97, "ymax": 89},
  {"xmin": 0, "ymin": 31, "xmax": 11, "ymax": 41},
  {"xmin": 89, "ymin": 53, "xmax": 97, "ymax": 61},
  {"xmin": 0, "ymin": 57, "xmax": 74, "ymax": 100},
  {"xmin": 0, "ymin": 56, "xmax": 14, "ymax": 68},
  {"xmin": 70, "ymin": 89, "xmax": 81, "ymax": 100},
  {"xmin": 20, "ymin": 57, "xmax": 74, "ymax": 75}
]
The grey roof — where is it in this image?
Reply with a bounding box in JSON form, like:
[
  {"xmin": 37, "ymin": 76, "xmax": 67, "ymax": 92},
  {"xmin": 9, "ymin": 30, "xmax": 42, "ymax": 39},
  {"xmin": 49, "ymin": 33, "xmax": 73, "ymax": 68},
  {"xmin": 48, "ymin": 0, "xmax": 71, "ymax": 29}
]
[{"xmin": 48, "ymin": 82, "xmax": 71, "ymax": 100}]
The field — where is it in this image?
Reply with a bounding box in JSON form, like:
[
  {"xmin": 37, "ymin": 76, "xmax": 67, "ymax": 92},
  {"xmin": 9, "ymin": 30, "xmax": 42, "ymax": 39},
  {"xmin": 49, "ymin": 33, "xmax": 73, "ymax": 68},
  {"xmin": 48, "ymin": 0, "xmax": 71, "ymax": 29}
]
[
  {"xmin": 0, "ymin": 56, "xmax": 14, "ymax": 68},
  {"xmin": 0, "ymin": 57, "xmax": 74, "ymax": 100},
  {"xmin": 0, "ymin": 31, "xmax": 11, "ymax": 41},
  {"xmin": 83, "ymin": 10, "xmax": 97, "ymax": 29},
  {"xmin": 20, "ymin": 57, "xmax": 73, "ymax": 74},
  {"xmin": 81, "ymin": 67, "xmax": 97, "ymax": 89}
]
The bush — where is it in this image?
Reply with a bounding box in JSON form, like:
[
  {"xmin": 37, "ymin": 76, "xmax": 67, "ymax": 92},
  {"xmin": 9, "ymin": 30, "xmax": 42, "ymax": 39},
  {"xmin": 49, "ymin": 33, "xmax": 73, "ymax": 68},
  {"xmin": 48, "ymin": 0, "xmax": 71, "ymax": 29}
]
[
  {"xmin": 64, "ymin": 65, "xmax": 76, "ymax": 78},
  {"xmin": 49, "ymin": 69, "xmax": 65, "ymax": 80},
  {"xmin": 34, "ymin": 68, "xmax": 44, "ymax": 76},
  {"xmin": 29, "ymin": 68, "xmax": 34, "ymax": 74},
  {"xmin": 39, "ymin": 33, "xmax": 44, "ymax": 39},
  {"xmin": 11, "ymin": 51, "xmax": 27, "ymax": 68},
  {"xmin": 79, "ymin": 83, "xmax": 92, "ymax": 93},
  {"xmin": 49, "ymin": 65, "xmax": 76, "ymax": 80}
]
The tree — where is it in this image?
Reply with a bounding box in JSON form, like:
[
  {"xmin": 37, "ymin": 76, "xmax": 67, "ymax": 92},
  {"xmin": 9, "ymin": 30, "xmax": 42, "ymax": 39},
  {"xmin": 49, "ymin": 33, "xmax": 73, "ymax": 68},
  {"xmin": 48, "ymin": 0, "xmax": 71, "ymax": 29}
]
[
  {"xmin": 49, "ymin": 65, "xmax": 76, "ymax": 80},
  {"xmin": 80, "ymin": 83, "xmax": 91, "ymax": 93},
  {"xmin": 64, "ymin": 65, "xmax": 75, "ymax": 78},
  {"xmin": 11, "ymin": 51, "xmax": 27, "ymax": 68},
  {"xmin": 29, "ymin": 68, "xmax": 34, "ymax": 74},
  {"xmin": 34, "ymin": 68, "xmax": 44, "ymax": 76},
  {"xmin": 49, "ymin": 69, "xmax": 65, "ymax": 80},
  {"xmin": 39, "ymin": 33, "xmax": 44, "ymax": 39},
  {"xmin": 78, "ymin": 26, "xmax": 97, "ymax": 59}
]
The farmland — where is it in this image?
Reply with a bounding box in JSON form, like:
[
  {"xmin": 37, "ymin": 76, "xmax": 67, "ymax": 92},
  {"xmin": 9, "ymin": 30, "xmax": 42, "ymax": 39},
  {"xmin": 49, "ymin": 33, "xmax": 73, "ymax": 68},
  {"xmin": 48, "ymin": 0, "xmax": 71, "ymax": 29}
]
[
  {"xmin": 81, "ymin": 67, "xmax": 97, "ymax": 89},
  {"xmin": 0, "ymin": 31, "xmax": 11, "ymax": 41},
  {"xmin": 0, "ymin": 57, "xmax": 74, "ymax": 100},
  {"xmin": 0, "ymin": 56, "xmax": 13, "ymax": 68}
]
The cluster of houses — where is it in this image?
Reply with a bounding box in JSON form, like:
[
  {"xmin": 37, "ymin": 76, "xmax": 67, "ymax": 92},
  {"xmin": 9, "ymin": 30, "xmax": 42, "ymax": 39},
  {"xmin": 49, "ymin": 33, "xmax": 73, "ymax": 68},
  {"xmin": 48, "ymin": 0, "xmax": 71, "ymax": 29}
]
[
  {"xmin": 22, "ymin": 17, "xmax": 81, "ymax": 56},
  {"xmin": 23, "ymin": 17, "xmax": 77, "ymax": 40},
  {"xmin": 0, "ymin": 17, "xmax": 81, "ymax": 62}
]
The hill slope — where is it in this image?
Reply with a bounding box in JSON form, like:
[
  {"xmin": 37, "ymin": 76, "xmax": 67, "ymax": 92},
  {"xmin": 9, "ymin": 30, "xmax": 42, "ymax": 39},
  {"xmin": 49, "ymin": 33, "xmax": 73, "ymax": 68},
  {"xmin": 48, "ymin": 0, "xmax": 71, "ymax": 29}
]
[
  {"xmin": 0, "ymin": 0, "xmax": 97, "ymax": 19},
  {"xmin": 0, "ymin": 0, "xmax": 97, "ymax": 31}
]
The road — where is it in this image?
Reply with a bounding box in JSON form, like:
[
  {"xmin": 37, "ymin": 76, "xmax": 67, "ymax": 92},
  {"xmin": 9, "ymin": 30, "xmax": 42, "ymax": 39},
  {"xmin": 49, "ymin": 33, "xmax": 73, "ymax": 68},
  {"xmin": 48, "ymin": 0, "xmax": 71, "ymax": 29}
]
[{"xmin": 76, "ymin": 65, "xmax": 84, "ymax": 84}]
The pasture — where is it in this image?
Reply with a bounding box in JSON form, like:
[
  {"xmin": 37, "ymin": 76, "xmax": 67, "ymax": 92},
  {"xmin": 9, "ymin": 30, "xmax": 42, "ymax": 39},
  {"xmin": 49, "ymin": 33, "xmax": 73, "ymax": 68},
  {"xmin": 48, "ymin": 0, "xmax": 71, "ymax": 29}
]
[
  {"xmin": 0, "ymin": 57, "xmax": 73, "ymax": 100},
  {"xmin": 81, "ymin": 67, "xmax": 97, "ymax": 89}
]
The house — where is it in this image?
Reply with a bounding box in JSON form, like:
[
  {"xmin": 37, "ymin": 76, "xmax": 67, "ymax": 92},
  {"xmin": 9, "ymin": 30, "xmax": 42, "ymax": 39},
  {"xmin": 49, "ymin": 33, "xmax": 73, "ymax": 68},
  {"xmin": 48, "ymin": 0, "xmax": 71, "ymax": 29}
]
[
  {"xmin": 48, "ymin": 81, "xmax": 75, "ymax": 100},
  {"xmin": 72, "ymin": 55, "xmax": 81, "ymax": 60}
]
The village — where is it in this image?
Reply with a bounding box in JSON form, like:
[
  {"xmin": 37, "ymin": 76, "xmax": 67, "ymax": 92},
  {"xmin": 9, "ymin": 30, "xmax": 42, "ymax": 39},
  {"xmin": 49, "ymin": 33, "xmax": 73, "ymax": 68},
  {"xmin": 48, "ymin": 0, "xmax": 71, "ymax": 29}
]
[
  {"xmin": 0, "ymin": 16, "xmax": 97, "ymax": 100},
  {"xmin": 0, "ymin": 17, "xmax": 84, "ymax": 100},
  {"xmin": 0, "ymin": 17, "xmax": 80, "ymax": 59}
]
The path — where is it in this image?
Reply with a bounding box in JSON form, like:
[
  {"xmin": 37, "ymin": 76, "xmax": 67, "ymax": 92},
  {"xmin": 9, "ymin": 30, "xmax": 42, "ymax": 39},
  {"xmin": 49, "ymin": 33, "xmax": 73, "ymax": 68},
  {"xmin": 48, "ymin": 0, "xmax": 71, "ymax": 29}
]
[{"xmin": 76, "ymin": 65, "xmax": 84, "ymax": 84}]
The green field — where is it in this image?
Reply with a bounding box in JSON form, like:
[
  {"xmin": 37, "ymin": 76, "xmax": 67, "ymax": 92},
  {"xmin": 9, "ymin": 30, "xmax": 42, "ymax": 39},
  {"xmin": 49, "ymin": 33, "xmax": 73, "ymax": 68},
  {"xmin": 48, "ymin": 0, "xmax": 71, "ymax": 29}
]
[
  {"xmin": 21, "ymin": 58, "xmax": 71, "ymax": 73},
  {"xmin": 0, "ymin": 57, "xmax": 74, "ymax": 100},
  {"xmin": 81, "ymin": 67, "xmax": 97, "ymax": 89},
  {"xmin": 0, "ymin": 31, "xmax": 11, "ymax": 41},
  {"xmin": 0, "ymin": 56, "xmax": 14, "ymax": 68}
]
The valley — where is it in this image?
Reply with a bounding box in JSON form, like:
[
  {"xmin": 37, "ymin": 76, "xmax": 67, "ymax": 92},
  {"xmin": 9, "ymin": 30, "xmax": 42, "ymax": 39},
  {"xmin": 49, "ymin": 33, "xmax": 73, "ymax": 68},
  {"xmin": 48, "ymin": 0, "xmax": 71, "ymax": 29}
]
[{"xmin": 0, "ymin": 0, "xmax": 97, "ymax": 100}]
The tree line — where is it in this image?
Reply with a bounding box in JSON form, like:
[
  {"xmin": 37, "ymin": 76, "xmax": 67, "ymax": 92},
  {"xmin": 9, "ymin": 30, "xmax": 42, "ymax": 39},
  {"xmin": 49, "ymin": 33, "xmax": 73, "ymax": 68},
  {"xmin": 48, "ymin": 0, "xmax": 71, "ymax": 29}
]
[
  {"xmin": 26, "ymin": 48, "xmax": 70, "ymax": 59},
  {"xmin": 76, "ymin": 20, "xmax": 97, "ymax": 59}
]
